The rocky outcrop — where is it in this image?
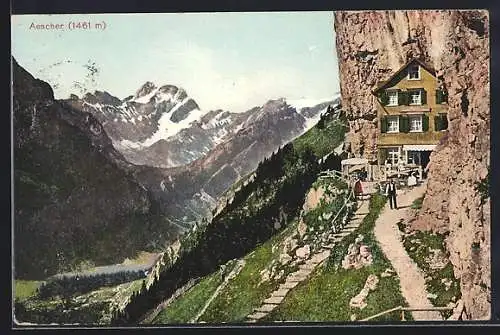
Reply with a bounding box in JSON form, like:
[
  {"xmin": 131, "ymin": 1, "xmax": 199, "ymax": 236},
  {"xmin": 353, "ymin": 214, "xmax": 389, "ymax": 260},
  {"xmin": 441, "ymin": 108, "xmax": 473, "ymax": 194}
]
[
  {"xmin": 349, "ymin": 274, "xmax": 379, "ymax": 309},
  {"xmin": 341, "ymin": 234, "xmax": 373, "ymax": 270},
  {"xmin": 334, "ymin": 10, "xmax": 490, "ymax": 319}
]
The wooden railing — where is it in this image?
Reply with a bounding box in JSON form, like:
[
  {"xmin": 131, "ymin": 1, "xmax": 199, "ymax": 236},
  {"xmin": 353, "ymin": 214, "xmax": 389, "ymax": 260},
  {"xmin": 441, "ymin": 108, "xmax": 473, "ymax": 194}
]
[
  {"xmin": 317, "ymin": 169, "xmax": 356, "ymax": 233},
  {"xmin": 359, "ymin": 305, "xmax": 455, "ymax": 321}
]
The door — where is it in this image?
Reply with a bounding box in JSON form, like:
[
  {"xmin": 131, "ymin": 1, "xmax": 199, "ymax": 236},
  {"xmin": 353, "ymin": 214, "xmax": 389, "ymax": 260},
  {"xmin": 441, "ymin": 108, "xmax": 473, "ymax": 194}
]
[{"xmin": 421, "ymin": 151, "xmax": 431, "ymax": 178}]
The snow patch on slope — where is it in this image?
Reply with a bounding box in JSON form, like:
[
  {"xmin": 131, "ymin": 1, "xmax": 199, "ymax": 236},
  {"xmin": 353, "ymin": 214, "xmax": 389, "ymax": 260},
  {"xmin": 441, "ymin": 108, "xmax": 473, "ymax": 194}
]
[
  {"xmin": 304, "ymin": 107, "xmax": 327, "ymax": 130},
  {"xmin": 142, "ymin": 103, "xmax": 205, "ymax": 147}
]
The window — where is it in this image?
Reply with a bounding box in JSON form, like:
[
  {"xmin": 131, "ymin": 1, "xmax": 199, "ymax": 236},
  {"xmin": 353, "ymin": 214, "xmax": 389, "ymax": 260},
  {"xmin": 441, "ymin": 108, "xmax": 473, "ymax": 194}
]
[
  {"xmin": 409, "ymin": 115, "xmax": 423, "ymax": 132},
  {"xmin": 408, "ymin": 64, "xmax": 420, "ymax": 80},
  {"xmin": 387, "ymin": 147, "xmax": 400, "ymax": 165},
  {"xmin": 387, "ymin": 91, "xmax": 398, "ymax": 106},
  {"xmin": 387, "ymin": 116, "xmax": 399, "ymax": 133},
  {"xmin": 409, "ymin": 90, "xmax": 422, "ymax": 105},
  {"xmin": 407, "ymin": 151, "xmax": 421, "ymax": 165}
]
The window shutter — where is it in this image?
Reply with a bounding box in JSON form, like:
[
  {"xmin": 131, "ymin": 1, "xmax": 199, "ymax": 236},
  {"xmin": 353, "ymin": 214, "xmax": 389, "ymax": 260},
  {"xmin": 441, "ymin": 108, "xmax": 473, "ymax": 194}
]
[
  {"xmin": 436, "ymin": 89, "xmax": 448, "ymax": 104},
  {"xmin": 379, "ymin": 91, "xmax": 389, "ymax": 106},
  {"xmin": 441, "ymin": 113, "xmax": 448, "ymax": 130},
  {"xmin": 422, "ymin": 114, "xmax": 429, "ymax": 131},
  {"xmin": 436, "ymin": 89, "xmax": 443, "ymax": 104},
  {"xmin": 434, "ymin": 115, "xmax": 441, "ymax": 131},
  {"xmin": 421, "ymin": 89, "xmax": 427, "ymax": 105},
  {"xmin": 398, "ymin": 91, "xmax": 408, "ymax": 105},
  {"xmin": 442, "ymin": 90, "xmax": 448, "ymax": 103},
  {"xmin": 380, "ymin": 116, "xmax": 387, "ymax": 133},
  {"xmin": 399, "ymin": 116, "xmax": 409, "ymax": 133},
  {"xmin": 379, "ymin": 148, "xmax": 388, "ymax": 164}
]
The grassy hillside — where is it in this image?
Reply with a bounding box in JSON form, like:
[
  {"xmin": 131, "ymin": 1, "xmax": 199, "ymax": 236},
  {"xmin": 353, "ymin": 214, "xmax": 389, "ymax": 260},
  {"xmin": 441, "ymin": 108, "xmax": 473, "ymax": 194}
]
[
  {"xmin": 264, "ymin": 194, "xmax": 409, "ymax": 322},
  {"xmin": 149, "ymin": 193, "xmax": 410, "ymax": 324},
  {"xmin": 152, "ymin": 224, "xmax": 297, "ymax": 324},
  {"xmin": 14, "ymin": 280, "xmax": 43, "ymax": 302},
  {"xmin": 14, "ymin": 278, "xmax": 145, "ymax": 325},
  {"xmin": 293, "ymin": 110, "xmax": 348, "ymax": 158}
]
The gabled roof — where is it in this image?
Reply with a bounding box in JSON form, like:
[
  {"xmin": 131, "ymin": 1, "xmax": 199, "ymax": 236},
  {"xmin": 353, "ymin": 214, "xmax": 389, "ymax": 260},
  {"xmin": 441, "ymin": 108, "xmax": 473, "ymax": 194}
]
[{"xmin": 372, "ymin": 58, "xmax": 436, "ymax": 94}]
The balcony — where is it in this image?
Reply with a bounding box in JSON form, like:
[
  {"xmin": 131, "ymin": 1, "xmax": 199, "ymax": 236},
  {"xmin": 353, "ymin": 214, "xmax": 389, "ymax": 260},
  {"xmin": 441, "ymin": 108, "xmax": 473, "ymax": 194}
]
[{"xmin": 378, "ymin": 131, "xmax": 445, "ymax": 146}]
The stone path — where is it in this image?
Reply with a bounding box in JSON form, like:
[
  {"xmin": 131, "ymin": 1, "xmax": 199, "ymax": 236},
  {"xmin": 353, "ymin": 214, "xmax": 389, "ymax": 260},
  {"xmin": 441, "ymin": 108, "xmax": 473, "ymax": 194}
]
[
  {"xmin": 373, "ymin": 183, "xmax": 443, "ymax": 321},
  {"xmin": 245, "ymin": 199, "xmax": 371, "ymax": 322}
]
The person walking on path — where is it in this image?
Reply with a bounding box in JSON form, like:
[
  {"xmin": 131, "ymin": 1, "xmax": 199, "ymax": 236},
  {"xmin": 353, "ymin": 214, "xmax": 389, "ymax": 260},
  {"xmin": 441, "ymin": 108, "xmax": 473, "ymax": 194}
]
[{"xmin": 385, "ymin": 178, "xmax": 398, "ymax": 210}]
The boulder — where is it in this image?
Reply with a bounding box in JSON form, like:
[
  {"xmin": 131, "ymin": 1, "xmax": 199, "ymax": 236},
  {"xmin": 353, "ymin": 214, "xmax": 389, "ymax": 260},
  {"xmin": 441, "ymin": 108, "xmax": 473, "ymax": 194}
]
[
  {"xmin": 426, "ymin": 249, "xmax": 449, "ymax": 270},
  {"xmin": 381, "ymin": 268, "xmax": 395, "ymax": 278},
  {"xmin": 349, "ymin": 274, "xmax": 379, "ymax": 309},
  {"xmin": 296, "ymin": 245, "xmax": 311, "ymax": 259},
  {"xmin": 279, "ymin": 252, "xmax": 293, "ymax": 266},
  {"xmin": 342, "ymin": 241, "xmax": 373, "ymax": 270}
]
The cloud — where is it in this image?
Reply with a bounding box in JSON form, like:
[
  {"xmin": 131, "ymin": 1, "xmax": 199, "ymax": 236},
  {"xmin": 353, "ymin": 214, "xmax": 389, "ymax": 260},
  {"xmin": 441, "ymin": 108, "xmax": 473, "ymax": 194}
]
[{"xmin": 308, "ymin": 45, "xmax": 318, "ymax": 51}]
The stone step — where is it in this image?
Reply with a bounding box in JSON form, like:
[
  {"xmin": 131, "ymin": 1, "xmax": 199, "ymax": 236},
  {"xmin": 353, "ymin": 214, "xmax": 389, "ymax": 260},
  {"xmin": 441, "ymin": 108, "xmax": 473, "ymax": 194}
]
[
  {"xmin": 271, "ymin": 288, "xmax": 290, "ymax": 297},
  {"xmin": 342, "ymin": 227, "xmax": 356, "ymax": 233},
  {"xmin": 299, "ymin": 263, "xmax": 316, "ymax": 271},
  {"xmin": 287, "ymin": 273, "xmax": 309, "ymax": 282},
  {"xmin": 280, "ymin": 281, "xmax": 299, "ymax": 290},
  {"xmin": 247, "ymin": 312, "xmax": 267, "ymax": 320},
  {"xmin": 255, "ymin": 304, "xmax": 277, "ymax": 313},
  {"xmin": 354, "ymin": 211, "xmax": 369, "ymax": 216},
  {"xmin": 264, "ymin": 296, "xmax": 285, "ymax": 304},
  {"xmin": 344, "ymin": 222, "xmax": 361, "ymax": 229},
  {"xmin": 331, "ymin": 232, "xmax": 351, "ymax": 238},
  {"xmin": 296, "ymin": 268, "xmax": 313, "ymax": 276},
  {"xmin": 309, "ymin": 250, "xmax": 331, "ymax": 264}
]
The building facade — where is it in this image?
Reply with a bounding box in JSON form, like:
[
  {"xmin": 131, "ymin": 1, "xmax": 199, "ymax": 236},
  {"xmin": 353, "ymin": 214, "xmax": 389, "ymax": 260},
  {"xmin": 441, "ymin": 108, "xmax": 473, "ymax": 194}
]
[{"xmin": 372, "ymin": 58, "xmax": 449, "ymax": 178}]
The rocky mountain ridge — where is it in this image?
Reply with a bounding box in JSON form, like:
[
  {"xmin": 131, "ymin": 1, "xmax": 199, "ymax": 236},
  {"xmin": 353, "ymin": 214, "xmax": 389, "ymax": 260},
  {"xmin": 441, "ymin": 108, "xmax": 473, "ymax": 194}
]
[
  {"xmin": 13, "ymin": 58, "xmax": 179, "ymax": 279},
  {"xmin": 67, "ymin": 83, "xmax": 334, "ymax": 169},
  {"xmin": 129, "ymin": 98, "xmax": 340, "ymax": 229}
]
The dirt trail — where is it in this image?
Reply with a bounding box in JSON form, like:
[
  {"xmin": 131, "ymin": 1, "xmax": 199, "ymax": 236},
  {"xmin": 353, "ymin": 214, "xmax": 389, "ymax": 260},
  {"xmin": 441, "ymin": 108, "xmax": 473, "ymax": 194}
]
[{"xmin": 373, "ymin": 182, "xmax": 443, "ymax": 321}]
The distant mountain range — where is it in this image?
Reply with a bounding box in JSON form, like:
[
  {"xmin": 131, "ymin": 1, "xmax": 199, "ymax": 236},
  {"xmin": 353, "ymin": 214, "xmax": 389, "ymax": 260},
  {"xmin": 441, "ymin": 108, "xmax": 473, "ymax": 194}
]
[{"xmin": 65, "ymin": 83, "xmax": 337, "ymax": 168}]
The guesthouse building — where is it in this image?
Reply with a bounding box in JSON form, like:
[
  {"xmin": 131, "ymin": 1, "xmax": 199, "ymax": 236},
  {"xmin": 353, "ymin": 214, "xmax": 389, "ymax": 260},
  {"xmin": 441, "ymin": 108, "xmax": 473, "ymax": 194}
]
[{"xmin": 372, "ymin": 58, "xmax": 449, "ymax": 179}]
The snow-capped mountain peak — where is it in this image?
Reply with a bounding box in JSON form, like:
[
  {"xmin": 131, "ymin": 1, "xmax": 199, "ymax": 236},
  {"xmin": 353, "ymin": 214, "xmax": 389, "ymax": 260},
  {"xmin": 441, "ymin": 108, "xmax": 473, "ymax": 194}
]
[
  {"xmin": 134, "ymin": 81, "xmax": 157, "ymax": 100},
  {"xmin": 72, "ymin": 82, "xmax": 339, "ymax": 169}
]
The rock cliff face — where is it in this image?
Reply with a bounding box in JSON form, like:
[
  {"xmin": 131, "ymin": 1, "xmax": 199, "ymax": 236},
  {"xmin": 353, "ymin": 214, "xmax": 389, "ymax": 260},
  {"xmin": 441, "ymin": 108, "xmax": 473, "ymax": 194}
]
[{"xmin": 334, "ymin": 10, "xmax": 490, "ymax": 320}]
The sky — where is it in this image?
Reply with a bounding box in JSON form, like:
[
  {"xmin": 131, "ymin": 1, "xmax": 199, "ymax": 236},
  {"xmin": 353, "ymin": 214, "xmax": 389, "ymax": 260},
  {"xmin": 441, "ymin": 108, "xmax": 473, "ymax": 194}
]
[{"xmin": 11, "ymin": 12, "xmax": 340, "ymax": 113}]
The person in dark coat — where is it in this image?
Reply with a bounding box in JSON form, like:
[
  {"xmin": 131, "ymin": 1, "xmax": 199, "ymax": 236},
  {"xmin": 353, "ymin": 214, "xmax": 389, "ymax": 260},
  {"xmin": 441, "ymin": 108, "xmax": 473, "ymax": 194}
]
[
  {"xmin": 385, "ymin": 178, "xmax": 398, "ymax": 209},
  {"xmin": 354, "ymin": 178, "xmax": 363, "ymax": 196}
]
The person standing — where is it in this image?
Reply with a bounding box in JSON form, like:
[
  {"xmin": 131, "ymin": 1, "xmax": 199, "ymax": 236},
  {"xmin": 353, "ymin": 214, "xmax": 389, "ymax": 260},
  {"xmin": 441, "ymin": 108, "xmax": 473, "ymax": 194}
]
[
  {"xmin": 385, "ymin": 178, "xmax": 398, "ymax": 209},
  {"xmin": 407, "ymin": 173, "xmax": 417, "ymax": 187}
]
